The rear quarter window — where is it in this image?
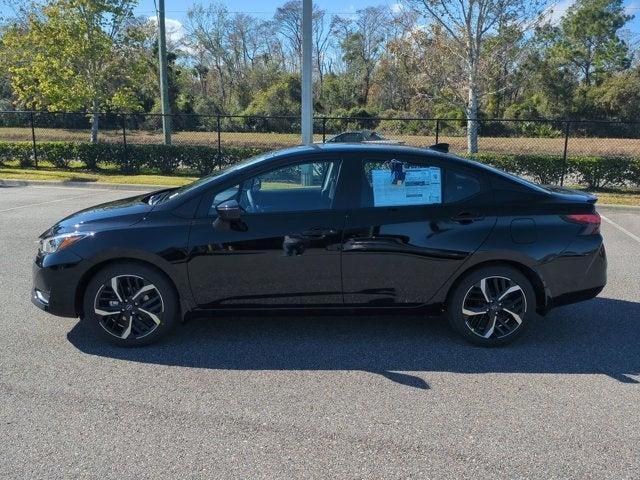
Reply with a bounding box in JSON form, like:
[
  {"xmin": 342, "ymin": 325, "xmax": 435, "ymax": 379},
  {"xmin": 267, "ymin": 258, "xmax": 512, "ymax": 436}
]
[{"xmin": 443, "ymin": 170, "xmax": 482, "ymax": 203}]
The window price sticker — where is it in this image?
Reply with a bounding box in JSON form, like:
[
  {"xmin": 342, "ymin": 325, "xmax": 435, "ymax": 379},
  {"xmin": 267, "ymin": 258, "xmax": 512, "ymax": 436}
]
[{"xmin": 372, "ymin": 166, "xmax": 441, "ymax": 207}]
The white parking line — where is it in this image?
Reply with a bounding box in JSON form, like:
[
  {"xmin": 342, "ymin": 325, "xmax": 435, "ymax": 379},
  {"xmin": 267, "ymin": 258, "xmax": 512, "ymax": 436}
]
[
  {"xmin": 601, "ymin": 214, "xmax": 640, "ymax": 244},
  {"xmin": 0, "ymin": 194, "xmax": 93, "ymax": 213}
]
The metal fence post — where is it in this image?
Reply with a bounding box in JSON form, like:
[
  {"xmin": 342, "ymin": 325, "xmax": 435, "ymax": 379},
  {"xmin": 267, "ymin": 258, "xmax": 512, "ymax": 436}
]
[
  {"xmin": 29, "ymin": 111, "xmax": 38, "ymax": 168},
  {"xmin": 322, "ymin": 117, "xmax": 327, "ymax": 143},
  {"xmin": 435, "ymin": 119, "xmax": 440, "ymax": 144},
  {"xmin": 216, "ymin": 114, "xmax": 222, "ymax": 169},
  {"xmin": 561, "ymin": 120, "xmax": 570, "ymax": 186},
  {"xmin": 121, "ymin": 113, "xmax": 128, "ymax": 170}
]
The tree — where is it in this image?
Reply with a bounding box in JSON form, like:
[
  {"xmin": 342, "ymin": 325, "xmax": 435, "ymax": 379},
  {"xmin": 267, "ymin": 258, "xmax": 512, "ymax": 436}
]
[
  {"xmin": 409, "ymin": 0, "xmax": 542, "ymax": 153},
  {"xmin": 243, "ymin": 74, "xmax": 301, "ymax": 120},
  {"xmin": 274, "ymin": 0, "xmax": 304, "ymax": 71},
  {"xmin": 547, "ymin": 0, "xmax": 632, "ymax": 87},
  {"xmin": 274, "ymin": 0, "xmax": 332, "ymax": 83},
  {"xmin": 334, "ymin": 7, "xmax": 390, "ymax": 107},
  {"xmin": 514, "ymin": 24, "xmax": 580, "ymax": 118},
  {"xmin": 184, "ymin": 3, "xmax": 232, "ymax": 111},
  {"xmin": 2, "ymin": 0, "xmax": 146, "ymax": 142},
  {"xmin": 550, "ymin": 0, "xmax": 631, "ymax": 87},
  {"xmin": 589, "ymin": 67, "xmax": 640, "ymax": 120},
  {"xmin": 515, "ymin": 0, "xmax": 633, "ymax": 119}
]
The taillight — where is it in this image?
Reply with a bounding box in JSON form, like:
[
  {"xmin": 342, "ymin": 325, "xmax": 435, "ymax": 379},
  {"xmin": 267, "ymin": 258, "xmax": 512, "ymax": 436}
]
[{"xmin": 563, "ymin": 212, "xmax": 601, "ymax": 235}]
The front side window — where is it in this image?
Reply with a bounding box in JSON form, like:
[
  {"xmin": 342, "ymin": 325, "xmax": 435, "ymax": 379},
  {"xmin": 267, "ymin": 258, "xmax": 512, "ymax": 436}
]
[{"xmin": 211, "ymin": 160, "xmax": 340, "ymax": 214}]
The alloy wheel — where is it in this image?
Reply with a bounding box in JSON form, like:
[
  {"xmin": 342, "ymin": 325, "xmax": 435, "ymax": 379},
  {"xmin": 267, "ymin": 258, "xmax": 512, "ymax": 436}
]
[
  {"xmin": 93, "ymin": 275, "xmax": 164, "ymax": 340},
  {"xmin": 461, "ymin": 275, "xmax": 527, "ymax": 340}
]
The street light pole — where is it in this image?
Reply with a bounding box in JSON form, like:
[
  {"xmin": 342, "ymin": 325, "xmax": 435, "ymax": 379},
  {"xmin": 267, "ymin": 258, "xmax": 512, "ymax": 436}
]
[
  {"xmin": 301, "ymin": 0, "xmax": 313, "ymax": 146},
  {"xmin": 157, "ymin": 0, "xmax": 172, "ymax": 145}
]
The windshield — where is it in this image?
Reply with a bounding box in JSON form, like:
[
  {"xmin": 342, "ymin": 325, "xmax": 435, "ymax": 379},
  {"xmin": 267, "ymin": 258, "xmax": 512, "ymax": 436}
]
[{"xmin": 157, "ymin": 151, "xmax": 277, "ymax": 204}]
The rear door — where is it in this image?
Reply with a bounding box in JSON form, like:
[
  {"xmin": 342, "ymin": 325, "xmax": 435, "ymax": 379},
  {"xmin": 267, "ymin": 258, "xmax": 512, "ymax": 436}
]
[{"xmin": 341, "ymin": 154, "xmax": 497, "ymax": 307}]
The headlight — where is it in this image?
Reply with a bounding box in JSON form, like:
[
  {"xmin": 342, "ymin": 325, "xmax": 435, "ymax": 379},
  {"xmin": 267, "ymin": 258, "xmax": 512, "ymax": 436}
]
[{"xmin": 39, "ymin": 232, "xmax": 93, "ymax": 254}]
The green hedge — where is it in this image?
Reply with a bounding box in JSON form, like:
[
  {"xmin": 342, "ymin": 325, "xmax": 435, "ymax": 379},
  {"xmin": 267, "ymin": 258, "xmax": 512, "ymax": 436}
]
[
  {"xmin": 468, "ymin": 153, "xmax": 640, "ymax": 188},
  {"xmin": 0, "ymin": 142, "xmax": 34, "ymax": 167},
  {"xmin": 0, "ymin": 141, "xmax": 267, "ymax": 175},
  {"xmin": 0, "ymin": 140, "xmax": 638, "ymax": 189}
]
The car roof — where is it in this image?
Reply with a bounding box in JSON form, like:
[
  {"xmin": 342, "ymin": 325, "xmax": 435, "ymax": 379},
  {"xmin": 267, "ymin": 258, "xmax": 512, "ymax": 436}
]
[
  {"xmin": 271, "ymin": 143, "xmax": 465, "ymax": 164},
  {"xmin": 268, "ymin": 143, "xmax": 537, "ymax": 187}
]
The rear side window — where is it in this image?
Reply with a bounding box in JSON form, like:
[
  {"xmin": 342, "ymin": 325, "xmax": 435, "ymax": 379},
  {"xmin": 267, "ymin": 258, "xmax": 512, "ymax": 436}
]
[
  {"xmin": 360, "ymin": 159, "xmax": 442, "ymax": 208},
  {"xmin": 359, "ymin": 158, "xmax": 482, "ymax": 208}
]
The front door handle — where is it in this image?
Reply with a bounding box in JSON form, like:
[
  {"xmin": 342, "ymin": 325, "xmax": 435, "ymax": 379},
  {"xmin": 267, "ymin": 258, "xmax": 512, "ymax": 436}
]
[
  {"xmin": 451, "ymin": 212, "xmax": 484, "ymax": 224},
  {"xmin": 301, "ymin": 227, "xmax": 336, "ymax": 238}
]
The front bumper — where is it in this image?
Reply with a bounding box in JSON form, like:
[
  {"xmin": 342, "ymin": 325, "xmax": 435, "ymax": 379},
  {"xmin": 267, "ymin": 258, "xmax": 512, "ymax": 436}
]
[{"xmin": 31, "ymin": 249, "xmax": 85, "ymax": 318}]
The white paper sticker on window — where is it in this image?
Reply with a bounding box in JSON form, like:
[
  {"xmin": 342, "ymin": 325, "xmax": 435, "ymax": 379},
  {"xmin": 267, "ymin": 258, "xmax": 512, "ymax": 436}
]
[{"xmin": 372, "ymin": 166, "xmax": 441, "ymax": 207}]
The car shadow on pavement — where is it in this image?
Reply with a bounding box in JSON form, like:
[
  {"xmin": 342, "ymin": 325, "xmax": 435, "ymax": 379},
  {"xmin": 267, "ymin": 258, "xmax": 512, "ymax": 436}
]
[{"xmin": 67, "ymin": 296, "xmax": 640, "ymax": 390}]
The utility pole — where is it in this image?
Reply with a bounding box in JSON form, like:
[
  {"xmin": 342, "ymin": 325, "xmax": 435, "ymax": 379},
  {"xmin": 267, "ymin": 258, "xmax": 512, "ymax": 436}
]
[
  {"xmin": 157, "ymin": 0, "xmax": 172, "ymax": 145},
  {"xmin": 301, "ymin": 0, "xmax": 313, "ymax": 145},
  {"xmin": 300, "ymin": 0, "xmax": 313, "ymax": 186}
]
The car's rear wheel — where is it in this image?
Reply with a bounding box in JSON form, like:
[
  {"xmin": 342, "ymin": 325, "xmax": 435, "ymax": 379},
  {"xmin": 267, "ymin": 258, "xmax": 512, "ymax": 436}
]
[
  {"xmin": 82, "ymin": 262, "xmax": 178, "ymax": 346},
  {"xmin": 447, "ymin": 266, "xmax": 535, "ymax": 347}
]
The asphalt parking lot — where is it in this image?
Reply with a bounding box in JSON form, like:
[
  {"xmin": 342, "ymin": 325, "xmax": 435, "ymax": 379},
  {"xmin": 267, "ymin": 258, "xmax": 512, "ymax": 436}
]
[{"xmin": 1, "ymin": 184, "xmax": 639, "ymax": 479}]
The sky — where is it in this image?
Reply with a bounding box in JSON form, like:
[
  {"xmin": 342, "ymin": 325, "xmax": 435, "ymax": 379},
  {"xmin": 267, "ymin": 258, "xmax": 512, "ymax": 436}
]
[
  {"xmin": 132, "ymin": 0, "xmax": 640, "ymax": 33},
  {"xmin": 133, "ymin": 0, "xmax": 395, "ymax": 18},
  {"xmin": 1, "ymin": 0, "xmax": 639, "ymax": 37},
  {"xmin": 126, "ymin": 0, "xmax": 640, "ymax": 53}
]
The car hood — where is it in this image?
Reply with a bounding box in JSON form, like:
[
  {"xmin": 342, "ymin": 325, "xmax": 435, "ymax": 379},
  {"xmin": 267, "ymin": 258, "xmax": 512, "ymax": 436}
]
[{"xmin": 40, "ymin": 193, "xmax": 154, "ymax": 238}]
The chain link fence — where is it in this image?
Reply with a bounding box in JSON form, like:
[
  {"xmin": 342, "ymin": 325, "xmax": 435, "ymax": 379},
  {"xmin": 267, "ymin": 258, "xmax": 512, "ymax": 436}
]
[{"xmin": 0, "ymin": 111, "xmax": 638, "ymax": 185}]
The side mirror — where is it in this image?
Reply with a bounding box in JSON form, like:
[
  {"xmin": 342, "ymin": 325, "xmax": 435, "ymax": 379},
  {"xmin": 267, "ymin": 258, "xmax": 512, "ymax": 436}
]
[{"xmin": 215, "ymin": 199, "xmax": 242, "ymax": 221}]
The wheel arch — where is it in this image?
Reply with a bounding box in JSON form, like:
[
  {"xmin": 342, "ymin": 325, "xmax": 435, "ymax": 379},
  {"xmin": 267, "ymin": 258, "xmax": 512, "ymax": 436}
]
[
  {"xmin": 444, "ymin": 260, "xmax": 549, "ymax": 314},
  {"xmin": 74, "ymin": 257, "xmax": 185, "ymax": 319}
]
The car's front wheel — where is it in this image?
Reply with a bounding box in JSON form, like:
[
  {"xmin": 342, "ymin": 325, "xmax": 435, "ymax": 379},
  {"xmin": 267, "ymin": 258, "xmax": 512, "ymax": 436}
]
[
  {"xmin": 447, "ymin": 265, "xmax": 535, "ymax": 347},
  {"xmin": 82, "ymin": 262, "xmax": 178, "ymax": 346}
]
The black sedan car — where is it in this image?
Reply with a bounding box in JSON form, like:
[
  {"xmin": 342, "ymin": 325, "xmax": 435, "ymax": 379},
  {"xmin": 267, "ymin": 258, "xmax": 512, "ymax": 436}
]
[
  {"xmin": 326, "ymin": 130, "xmax": 399, "ymax": 144},
  {"xmin": 32, "ymin": 144, "xmax": 606, "ymax": 347}
]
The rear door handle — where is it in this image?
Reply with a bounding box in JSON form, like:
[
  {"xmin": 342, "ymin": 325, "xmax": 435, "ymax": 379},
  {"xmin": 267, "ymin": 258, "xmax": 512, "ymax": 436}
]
[{"xmin": 451, "ymin": 212, "xmax": 484, "ymax": 224}]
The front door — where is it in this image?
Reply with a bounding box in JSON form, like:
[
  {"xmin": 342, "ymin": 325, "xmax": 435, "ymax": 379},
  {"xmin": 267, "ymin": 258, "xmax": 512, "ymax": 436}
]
[
  {"xmin": 341, "ymin": 155, "xmax": 497, "ymax": 307},
  {"xmin": 188, "ymin": 158, "xmax": 346, "ymax": 308}
]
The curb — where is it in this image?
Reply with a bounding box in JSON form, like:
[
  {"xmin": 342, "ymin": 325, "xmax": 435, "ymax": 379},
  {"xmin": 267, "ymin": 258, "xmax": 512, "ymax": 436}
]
[
  {"xmin": 598, "ymin": 203, "xmax": 640, "ymax": 210},
  {"xmin": 0, "ymin": 179, "xmax": 168, "ymax": 192}
]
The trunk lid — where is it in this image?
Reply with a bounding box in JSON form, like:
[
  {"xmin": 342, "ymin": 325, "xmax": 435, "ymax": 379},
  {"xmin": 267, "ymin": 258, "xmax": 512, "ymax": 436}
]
[{"xmin": 542, "ymin": 185, "xmax": 597, "ymax": 204}]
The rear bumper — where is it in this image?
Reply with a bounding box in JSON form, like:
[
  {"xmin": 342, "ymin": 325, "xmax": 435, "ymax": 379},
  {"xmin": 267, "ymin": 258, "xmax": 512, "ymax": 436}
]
[
  {"xmin": 551, "ymin": 286, "xmax": 604, "ymax": 308},
  {"xmin": 540, "ymin": 236, "xmax": 607, "ymax": 311},
  {"xmin": 32, "ymin": 250, "xmax": 84, "ymax": 318}
]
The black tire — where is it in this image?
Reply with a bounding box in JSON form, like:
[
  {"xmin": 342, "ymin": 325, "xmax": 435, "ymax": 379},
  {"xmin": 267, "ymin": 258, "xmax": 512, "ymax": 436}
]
[
  {"xmin": 82, "ymin": 262, "xmax": 179, "ymax": 347},
  {"xmin": 447, "ymin": 265, "xmax": 535, "ymax": 347}
]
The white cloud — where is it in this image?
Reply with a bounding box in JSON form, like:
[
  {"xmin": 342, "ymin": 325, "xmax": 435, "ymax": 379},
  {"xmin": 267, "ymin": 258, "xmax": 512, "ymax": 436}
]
[
  {"xmin": 146, "ymin": 16, "xmax": 186, "ymax": 48},
  {"xmin": 391, "ymin": 2, "xmax": 404, "ymax": 14}
]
